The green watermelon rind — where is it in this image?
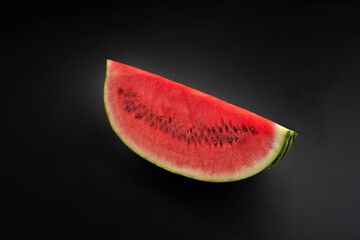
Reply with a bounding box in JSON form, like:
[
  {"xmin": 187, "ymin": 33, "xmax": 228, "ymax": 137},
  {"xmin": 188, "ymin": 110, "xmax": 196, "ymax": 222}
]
[
  {"xmin": 256, "ymin": 130, "xmax": 297, "ymax": 175},
  {"xmin": 104, "ymin": 60, "xmax": 297, "ymax": 182}
]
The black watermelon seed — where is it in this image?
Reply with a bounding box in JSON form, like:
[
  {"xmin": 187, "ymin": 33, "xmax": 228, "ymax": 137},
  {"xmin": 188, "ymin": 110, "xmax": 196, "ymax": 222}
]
[
  {"xmin": 125, "ymin": 105, "xmax": 129, "ymax": 110},
  {"xmin": 187, "ymin": 138, "xmax": 190, "ymax": 144},
  {"xmin": 214, "ymin": 140, "xmax": 217, "ymax": 146},
  {"xmin": 151, "ymin": 122, "xmax": 154, "ymax": 126},
  {"xmin": 205, "ymin": 138, "xmax": 208, "ymax": 142},
  {"xmin": 233, "ymin": 127, "xmax": 238, "ymax": 133},
  {"xmin": 119, "ymin": 89, "xmax": 123, "ymax": 94},
  {"xmin": 135, "ymin": 114, "xmax": 139, "ymax": 118},
  {"xmin": 146, "ymin": 117, "xmax": 149, "ymax": 121},
  {"xmin": 169, "ymin": 118, "xmax": 172, "ymax": 123},
  {"xmin": 250, "ymin": 127, "xmax": 254, "ymax": 133},
  {"xmin": 138, "ymin": 104, "xmax": 142, "ymax": 108},
  {"xmin": 220, "ymin": 140, "xmax": 223, "ymax": 146},
  {"xmin": 150, "ymin": 113, "xmax": 153, "ymax": 118},
  {"xmin": 133, "ymin": 107, "xmax": 137, "ymax": 111},
  {"xmin": 140, "ymin": 114, "xmax": 143, "ymax": 118},
  {"xmin": 219, "ymin": 127, "xmax": 223, "ymax": 133},
  {"xmin": 127, "ymin": 108, "xmax": 131, "ymax": 112},
  {"xmin": 235, "ymin": 137, "xmax": 239, "ymax": 142},
  {"xmin": 225, "ymin": 124, "xmax": 228, "ymax": 131},
  {"xmin": 243, "ymin": 128, "xmax": 247, "ymax": 132},
  {"xmin": 208, "ymin": 128, "xmax": 211, "ymax": 133},
  {"xmin": 212, "ymin": 127, "xmax": 215, "ymax": 132},
  {"xmin": 145, "ymin": 109, "xmax": 149, "ymax": 113},
  {"xmin": 159, "ymin": 116, "xmax": 163, "ymax": 121},
  {"xmin": 165, "ymin": 128, "xmax": 168, "ymax": 133},
  {"xmin": 190, "ymin": 128, "xmax": 192, "ymax": 133},
  {"xmin": 227, "ymin": 137, "xmax": 232, "ymax": 143},
  {"xmin": 160, "ymin": 124, "xmax": 163, "ymax": 130},
  {"xmin": 132, "ymin": 93, "xmax": 136, "ymax": 97}
]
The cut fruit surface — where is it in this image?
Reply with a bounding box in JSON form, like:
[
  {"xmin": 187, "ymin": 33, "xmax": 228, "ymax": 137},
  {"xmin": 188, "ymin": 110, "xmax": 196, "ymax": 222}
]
[{"xmin": 104, "ymin": 60, "xmax": 297, "ymax": 182}]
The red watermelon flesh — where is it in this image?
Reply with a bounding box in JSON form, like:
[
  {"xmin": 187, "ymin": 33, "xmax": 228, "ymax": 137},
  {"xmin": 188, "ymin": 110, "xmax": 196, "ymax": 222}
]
[{"xmin": 104, "ymin": 60, "xmax": 297, "ymax": 182}]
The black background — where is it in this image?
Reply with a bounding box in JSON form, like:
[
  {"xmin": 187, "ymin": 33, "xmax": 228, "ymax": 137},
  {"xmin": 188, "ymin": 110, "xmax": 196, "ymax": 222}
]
[{"xmin": 3, "ymin": 1, "xmax": 360, "ymax": 239}]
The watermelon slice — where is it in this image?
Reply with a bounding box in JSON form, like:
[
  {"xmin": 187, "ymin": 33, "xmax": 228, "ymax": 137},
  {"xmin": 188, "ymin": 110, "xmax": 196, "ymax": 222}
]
[{"xmin": 104, "ymin": 60, "xmax": 297, "ymax": 182}]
